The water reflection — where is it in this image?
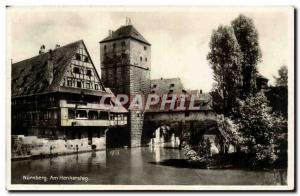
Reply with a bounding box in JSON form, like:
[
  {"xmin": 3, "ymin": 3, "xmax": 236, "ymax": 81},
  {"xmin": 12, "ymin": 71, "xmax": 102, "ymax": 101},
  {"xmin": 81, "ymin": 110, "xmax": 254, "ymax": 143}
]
[{"xmin": 11, "ymin": 146, "xmax": 286, "ymax": 185}]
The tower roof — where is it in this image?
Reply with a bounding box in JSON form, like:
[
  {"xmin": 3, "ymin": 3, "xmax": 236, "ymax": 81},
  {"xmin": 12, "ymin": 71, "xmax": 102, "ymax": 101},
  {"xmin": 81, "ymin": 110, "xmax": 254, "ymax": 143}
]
[{"xmin": 100, "ymin": 25, "xmax": 151, "ymax": 46}]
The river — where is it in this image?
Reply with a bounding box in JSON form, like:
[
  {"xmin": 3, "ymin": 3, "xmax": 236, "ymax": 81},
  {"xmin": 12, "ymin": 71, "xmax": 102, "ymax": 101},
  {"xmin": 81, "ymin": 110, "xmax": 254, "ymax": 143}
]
[{"xmin": 11, "ymin": 146, "xmax": 286, "ymax": 185}]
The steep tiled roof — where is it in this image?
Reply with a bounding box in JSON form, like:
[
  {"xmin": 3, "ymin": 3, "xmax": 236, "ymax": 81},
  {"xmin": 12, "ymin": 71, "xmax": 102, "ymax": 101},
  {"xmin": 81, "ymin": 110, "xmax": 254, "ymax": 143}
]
[
  {"xmin": 147, "ymin": 77, "xmax": 212, "ymax": 112},
  {"xmin": 100, "ymin": 25, "xmax": 150, "ymax": 45},
  {"xmin": 11, "ymin": 40, "xmax": 82, "ymax": 97},
  {"xmin": 150, "ymin": 78, "xmax": 184, "ymax": 95},
  {"xmin": 11, "ymin": 40, "xmax": 105, "ymax": 98}
]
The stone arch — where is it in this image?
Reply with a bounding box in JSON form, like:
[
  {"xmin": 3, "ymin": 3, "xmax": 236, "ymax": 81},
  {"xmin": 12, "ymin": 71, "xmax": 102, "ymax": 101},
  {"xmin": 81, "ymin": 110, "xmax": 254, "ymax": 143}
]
[{"xmin": 142, "ymin": 120, "xmax": 181, "ymax": 147}]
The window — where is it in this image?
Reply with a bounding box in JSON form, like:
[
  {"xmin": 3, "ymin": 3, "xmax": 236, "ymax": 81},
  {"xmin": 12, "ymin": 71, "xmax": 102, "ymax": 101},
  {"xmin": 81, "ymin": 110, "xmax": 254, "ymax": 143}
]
[
  {"xmin": 43, "ymin": 112, "xmax": 47, "ymax": 120},
  {"xmin": 104, "ymin": 98, "xmax": 111, "ymax": 105},
  {"xmin": 99, "ymin": 111, "xmax": 109, "ymax": 120},
  {"xmin": 84, "ymin": 56, "xmax": 89, "ymax": 63},
  {"xmin": 86, "ymin": 69, "xmax": 92, "ymax": 77},
  {"xmin": 170, "ymin": 83, "xmax": 175, "ymax": 87},
  {"xmin": 145, "ymin": 57, "xmax": 148, "ymax": 62},
  {"xmin": 86, "ymin": 82, "xmax": 91, "ymax": 89},
  {"xmin": 185, "ymin": 111, "xmax": 190, "ymax": 117},
  {"xmin": 76, "ymin": 110, "xmax": 87, "ymax": 118},
  {"xmin": 95, "ymin": 84, "xmax": 99, "ymax": 90},
  {"xmin": 67, "ymin": 79, "xmax": 72, "ymax": 87},
  {"xmin": 75, "ymin": 54, "xmax": 81, "ymax": 61},
  {"xmin": 53, "ymin": 111, "xmax": 57, "ymax": 119},
  {"xmin": 144, "ymin": 46, "xmax": 147, "ymax": 50},
  {"xmin": 151, "ymin": 90, "xmax": 155, "ymax": 94},
  {"xmin": 104, "ymin": 45, "xmax": 107, "ymax": 55},
  {"xmin": 113, "ymin": 43, "xmax": 116, "ymax": 51},
  {"xmin": 73, "ymin": 67, "xmax": 80, "ymax": 74},
  {"xmin": 169, "ymin": 90, "xmax": 174, "ymax": 93},
  {"xmin": 152, "ymin": 84, "xmax": 157, "ymax": 88},
  {"xmin": 77, "ymin": 81, "xmax": 82, "ymax": 88},
  {"xmin": 140, "ymin": 56, "xmax": 142, "ymax": 61},
  {"xmin": 121, "ymin": 41, "xmax": 125, "ymax": 46}
]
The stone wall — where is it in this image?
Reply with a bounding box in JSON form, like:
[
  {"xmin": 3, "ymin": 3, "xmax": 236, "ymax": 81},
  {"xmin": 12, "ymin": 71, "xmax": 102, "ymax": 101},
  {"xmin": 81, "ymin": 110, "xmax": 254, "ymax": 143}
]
[
  {"xmin": 129, "ymin": 39, "xmax": 151, "ymax": 70},
  {"xmin": 144, "ymin": 111, "xmax": 216, "ymax": 122},
  {"xmin": 129, "ymin": 111, "xmax": 145, "ymax": 147},
  {"xmin": 100, "ymin": 38, "xmax": 151, "ymax": 148},
  {"xmin": 11, "ymin": 135, "xmax": 106, "ymax": 160}
]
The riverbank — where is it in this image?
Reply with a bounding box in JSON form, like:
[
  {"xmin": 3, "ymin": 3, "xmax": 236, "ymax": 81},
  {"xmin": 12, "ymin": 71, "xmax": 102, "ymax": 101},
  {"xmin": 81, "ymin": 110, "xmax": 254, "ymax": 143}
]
[
  {"xmin": 11, "ymin": 146, "xmax": 287, "ymax": 185},
  {"xmin": 12, "ymin": 135, "xmax": 106, "ymax": 160}
]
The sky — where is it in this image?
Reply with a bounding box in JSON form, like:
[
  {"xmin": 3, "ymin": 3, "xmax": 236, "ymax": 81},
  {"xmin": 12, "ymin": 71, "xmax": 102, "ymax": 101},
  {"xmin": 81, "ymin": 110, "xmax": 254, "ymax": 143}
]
[{"xmin": 7, "ymin": 7, "xmax": 293, "ymax": 92}]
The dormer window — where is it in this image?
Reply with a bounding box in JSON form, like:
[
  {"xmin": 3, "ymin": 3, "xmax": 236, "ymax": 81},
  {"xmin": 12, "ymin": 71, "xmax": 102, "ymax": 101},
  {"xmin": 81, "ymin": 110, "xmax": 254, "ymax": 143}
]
[
  {"xmin": 86, "ymin": 69, "xmax": 92, "ymax": 77},
  {"xmin": 75, "ymin": 54, "xmax": 81, "ymax": 61},
  {"xmin": 73, "ymin": 67, "xmax": 80, "ymax": 74},
  {"xmin": 84, "ymin": 56, "xmax": 89, "ymax": 63}
]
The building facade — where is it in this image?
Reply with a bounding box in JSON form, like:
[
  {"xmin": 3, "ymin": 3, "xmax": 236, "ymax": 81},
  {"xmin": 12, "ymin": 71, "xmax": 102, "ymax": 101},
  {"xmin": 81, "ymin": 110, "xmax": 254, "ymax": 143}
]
[
  {"xmin": 100, "ymin": 25, "xmax": 151, "ymax": 147},
  {"xmin": 11, "ymin": 40, "xmax": 127, "ymax": 158}
]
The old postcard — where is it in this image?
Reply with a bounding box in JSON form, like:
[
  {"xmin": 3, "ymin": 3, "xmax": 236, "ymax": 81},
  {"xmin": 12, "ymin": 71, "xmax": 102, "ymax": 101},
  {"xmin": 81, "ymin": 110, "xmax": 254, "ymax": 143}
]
[{"xmin": 6, "ymin": 6, "xmax": 294, "ymax": 191}]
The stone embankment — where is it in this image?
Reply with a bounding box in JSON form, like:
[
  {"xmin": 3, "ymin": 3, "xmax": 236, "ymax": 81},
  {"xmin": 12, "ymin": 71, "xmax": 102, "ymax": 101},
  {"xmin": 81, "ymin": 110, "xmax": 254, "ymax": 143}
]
[{"xmin": 11, "ymin": 135, "xmax": 105, "ymax": 160}]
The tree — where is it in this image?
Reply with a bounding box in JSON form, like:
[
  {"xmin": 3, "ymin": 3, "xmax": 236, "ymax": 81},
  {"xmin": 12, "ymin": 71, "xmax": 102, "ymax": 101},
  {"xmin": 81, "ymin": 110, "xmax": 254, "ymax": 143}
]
[
  {"xmin": 236, "ymin": 92, "xmax": 282, "ymax": 167},
  {"xmin": 197, "ymin": 137, "xmax": 211, "ymax": 158},
  {"xmin": 274, "ymin": 65, "xmax": 288, "ymax": 87},
  {"xmin": 231, "ymin": 15, "xmax": 262, "ymax": 98},
  {"xmin": 216, "ymin": 114, "xmax": 243, "ymax": 152},
  {"xmin": 265, "ymin": 86, "xmax": 288, "ymax": 118},
  {"xmin": 207, "ymin": 25, "xmax": 242, "ymax": 116}
]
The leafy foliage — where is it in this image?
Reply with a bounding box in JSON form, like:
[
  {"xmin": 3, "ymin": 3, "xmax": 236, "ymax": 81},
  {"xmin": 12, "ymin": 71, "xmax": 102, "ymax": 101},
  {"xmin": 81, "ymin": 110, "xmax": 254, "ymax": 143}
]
[
  {"xmin": 216, "ymin": 115, "xmax": 242, "ymax": 146},
  {"xmin": 274, "ymin": 65, "xmax": 288, "ymax": 87},
  {"xmin": 235, "ymin": 92, "xmax": 287, "ymax": 166},
  {"xmin": 206, "ymin": 15, "xmax": 288, "ymax": 168},
  {"xmin": 207, "ymin": 25, "xmax": 242, "ymax": 116},
  {"xmin": 231, "ymin": 15, "xmax": 262, "ymax": 97},
  {"xmin": 197, "ymin": 138, "xmax": 211, "ymax": 158},
  {"xmin": 265, "ymin": 86, "xmax": 288, "ymax": 118}
]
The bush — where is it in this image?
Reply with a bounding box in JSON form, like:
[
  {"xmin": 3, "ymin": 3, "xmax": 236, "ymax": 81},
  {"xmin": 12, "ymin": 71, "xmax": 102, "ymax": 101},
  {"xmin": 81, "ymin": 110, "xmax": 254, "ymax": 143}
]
[{"xmin": 235, "ymin": 92, "xmax": 287, "ymax": 167}]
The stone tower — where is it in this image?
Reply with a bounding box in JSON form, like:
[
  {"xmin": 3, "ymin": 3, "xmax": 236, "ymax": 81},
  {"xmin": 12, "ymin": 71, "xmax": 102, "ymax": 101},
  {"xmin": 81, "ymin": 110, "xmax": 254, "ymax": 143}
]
[{"xmin": 100, "ymin": 23, "xmax": 151, "ymax": 147}]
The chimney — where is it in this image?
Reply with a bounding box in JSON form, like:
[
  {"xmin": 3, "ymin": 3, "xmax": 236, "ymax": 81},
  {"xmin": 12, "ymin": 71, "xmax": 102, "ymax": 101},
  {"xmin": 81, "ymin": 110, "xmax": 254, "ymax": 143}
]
[
  {"xmin": 46, "ymin": 49, "xmax": 54, "ymax": 85},
  {"xmin": 109, "ymin": 30, "xmax": 113, "ymax": 38},
  {"xmin": 55, "ymin": 44, "xmax": 60, "ymax": 49},
  {"xmin": 126, "ymin": 17, "xmax": 132, "ymax": 26},
  {"xmin": 39, "ymin": 45, "xmax": 45, "ymax": 54}
]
